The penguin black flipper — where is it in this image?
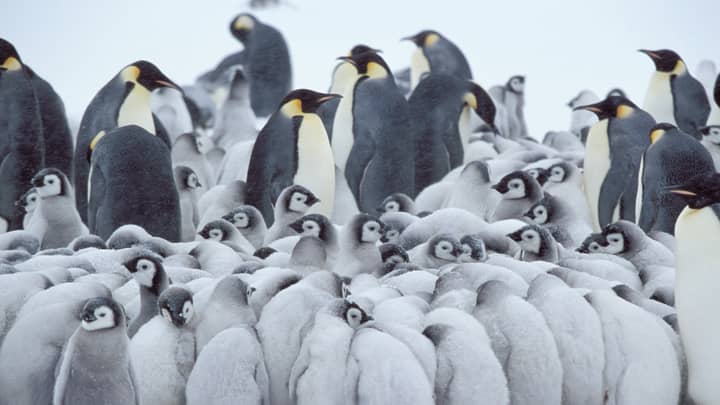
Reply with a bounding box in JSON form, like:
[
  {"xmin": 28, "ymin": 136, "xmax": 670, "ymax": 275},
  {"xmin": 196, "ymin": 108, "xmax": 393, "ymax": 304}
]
[
  {"xmin": 672, "ymin": 74, "xmax": 710, "ymax": 139},
  {"xmin": 597, "ymin": 165, "xmax": 629, "ymax": 227},
  {"xmin": 637, "ymin": 161, "xmax": 659, "ymax": 232},
  {"xmin": 87, "ymin": 161, "xmax": 106, "ymax": 233},
  {"xmin": 443, "ymin": 122, "xmax": 464, "ymax": 170},
  {"xmin": 198, "ymin": 50, "xmax": 246, "ymax": 85},
  {"xmin": 619, "ymin": 169, "xmax": 640, "ymax": 221},
  {"xmin": 345, "ymin": 133, "xmax": 375, "ymax": 207},
  {"xmin": 152, "ymin": 114, "xmax": 172, "ymax": 149}
]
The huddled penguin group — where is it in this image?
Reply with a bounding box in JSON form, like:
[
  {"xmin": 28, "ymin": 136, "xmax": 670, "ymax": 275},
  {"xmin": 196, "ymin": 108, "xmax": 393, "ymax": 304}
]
[{"xmin": 0, "ymin": 8, "xmax": 719, "ymax": 405}]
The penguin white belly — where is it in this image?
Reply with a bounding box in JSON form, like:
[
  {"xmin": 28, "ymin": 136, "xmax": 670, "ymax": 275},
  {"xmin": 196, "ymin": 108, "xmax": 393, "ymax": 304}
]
[
  {"xmin": 583, "ymin": 119, "xmax": 610, "ymax": 231},
  {"xmin": 643, "ymin": 72, "xmax": 676, "ymax": 125},
  {"xmin": 458, "ymin": 106, "xmax": 473, "ymax": 155},
  {"xmin": 295, "ymin": 114, "xmax": 335, "ymax": 217},
  {"xmin": 118, "ymin": 86, "xmax": 156, "ymax": 133},
  {"xmin": 708, "ymin": 103, "xmax": 720, "ymax": 126},
  {"xmin": 410, "ymin": 48, "xmax": 430, "ymax": 91},
  {"xmin": 635, "ymin": 156, "xmax": 645, "ymax": 224},
  {"xmin": 0, "ymin": 218, "xmax": 7, "ymax": 234},
  {"xmin": 331, "ymin": 89, "xmax": 355, "ymax": 173},
  {"xmin": 675, "ymin": 206, "xmax": 720, "ymax": 404}
]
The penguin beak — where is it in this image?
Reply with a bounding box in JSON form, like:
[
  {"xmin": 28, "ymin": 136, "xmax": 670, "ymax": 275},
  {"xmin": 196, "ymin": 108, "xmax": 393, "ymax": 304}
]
[
  {"xmin": 288, "ymin": 220, "xmax": 304, "ymax": 234},
  {"xmin": 31, "ymin": 175, "xmax": 44, "ymax": 188},
  {"xmin": 638, "ymin": 49, "xmax": 660, "ymax": 60},
  {"xmin": 506, "ymin": 230, "xmax": 523, "ymax": 242},
  {"xmin": 491, "ymin": 183, "xmax": 508, "ymax": 193},
  {"xmin": 316, "ymin": 94, "xmax": 342, "ymax": 105},
  {"xmin": 81, "ymin": 311, "xmax": 96, "ymax": 323},
  {"xmin": 337, "ymin": 56, "xmax": 356, "ymax": 65},
  {"xmin": 573, "ymin": 103, "xmax": 602, "ymax": 113},
  {"xmin": 668, "ymin": 189, "xmax": 697, "ymax": 197},
  {"xmin": 524, "ymin": 210, "xmax": 535, "ymax": 220}
]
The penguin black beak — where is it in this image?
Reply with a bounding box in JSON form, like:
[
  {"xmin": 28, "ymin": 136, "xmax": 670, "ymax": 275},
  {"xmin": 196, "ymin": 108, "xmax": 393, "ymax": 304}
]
[
  {"xmin": 337, "ymin": 56, "xmax": 356, "ymax": 65},
  {"xmin": 573, "ymin": 103, "xmax": 602, "ymax": 113},
  {"xmin": 31, "ymin": 175, "xmax": 44, "ymax": 188},
  {"xmin": 81, "ymin": 312, "xmax": 96, "ymax": 323},
  {"xmin": 668, "ymin": 189, "xmax": 697, "ymax": 197},
  {"xmin": 506, "ymin": 231, "xmax": 523, "ymax": 242},
  {"xmin": 524, "ymin": 211, "xmax": 535, "ymax": 220},
  {"xmin": 491, "ymin": 183, "xmax": 508, "ymax": 193},
  {"xmin": 638, "ymin": 49, "xmax": 660, "ymax": 60},
  {"xmin": 316, "ymin": 94, "xmax": 342, "ymax": 105},
  {"xmin": 197, "ymin": 229, "xmax": 210, "ymax": 239},
  {"xmin": 288, "ymin": 220, "xmax": 304, "ymax": 234}
]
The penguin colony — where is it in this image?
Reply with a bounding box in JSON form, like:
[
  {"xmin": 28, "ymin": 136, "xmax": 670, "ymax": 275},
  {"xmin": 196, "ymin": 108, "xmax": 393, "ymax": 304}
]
[{"xmin": 0, "ymin": 10, "xmax": 719, "ymax": 405}]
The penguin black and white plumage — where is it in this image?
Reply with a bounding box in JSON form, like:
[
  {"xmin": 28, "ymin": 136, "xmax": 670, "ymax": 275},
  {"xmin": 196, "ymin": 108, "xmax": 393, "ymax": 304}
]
[
  {"xmin": 489, "ymin": 75, "xmax": 528, "ymax": 140},
  {"xmin": 173, "ymin": 165, "xmax": 202, "ymax": 242},
  {"xmin": 410, "ymin": 74, "xmax": 497, "ymax": 194},
  {"xmin": 637, "ymin": 123, "xmax": 714, "ymax": 234},
  {"xmin": 246, "ymin": 90, "xmax": 337, "ymax": 225},
  {"xmin": 402, "ymin": 30, "xmax": 472, "ymax": 91},
  {"xmin": 669, "ymin": 172, "xmax": 720, "ymax": 403},
  {"xmin": 640, "ymin": 49, "xmax": 710, "ymax": 139},
  {"xmin": 288, "ymin": 213, "xmax": 339, "ymax": 265},
  {"xmin": 74, "ymin": 60, "xmax": 176, "ymax": 223},
  {"xmin": 377, "ymin": 192, "xmax": 416, "ymax": 215},
  {"xmin": 222, "ymin": 205, "xmax": 267, "ymax": 249},
  {"xmin": 53, "ymin": 297, "xmax": 140, "ymax": 405},
  {"xmin": 227, "ymin": 14, "xmax": 292, "ymax": 117},
  {"xmin": 123, "ymin": 253, "xmax": 170, "ymax": 337},
  {"xmin": 25, "ymin": 168, "xmax": 88, "ymax": 249},
  {"xmin": 491, "ymin": 170, "xmax": 543, "ymax": 221},
  {"xmin": 0, "ymin": 39, "xmax": 44, "ymax": 232},
  {"xmin": 524, "ymin": 193, "xmax": 591, "ymax": 248},
  {"xmin": 600, "ymin": 220, "xmax": 674, "ymax": 268},
  {"xmin": 334, "ymin": 213, "xmax": 385, "ymax": 277},
  {"xmin": 130, "ymin": 286, "xmax": 195, "ymax": 405},
  {"xmin": 88, "ymin": 124, "xmax": 181, "ymax": 241},
  {"xmin": 576, "ymin": 95, "xmax": 655, "ymax": 230},
  {"xmin": 264, "ymin": 185, "xmax": 320, "ymax": 243},
  {"xmin": 458, "ymin": 234, "xmax": 488, "ymax": 263}
]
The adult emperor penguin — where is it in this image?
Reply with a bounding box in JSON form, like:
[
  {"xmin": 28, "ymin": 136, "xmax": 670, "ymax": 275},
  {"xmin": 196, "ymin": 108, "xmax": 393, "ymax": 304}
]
[
  {"xmin": 409, "ymin": 73, "xmax": 497, "ymax": 194},
  {"xmin": 402, "ymin": 30, "xmax": 472, "ymax": 91},
  {"xmin": 576, "ymin": 95, "xmax": 655, "ymax": 230},
  {"xmin": 88, "ymin": 124, "xmax": 181, "ymax": 241},
  {"xmin": 26, "ymin": 168, "xmax": 88, "ymax": 249},
  {"xmin": 246, "ymin": 89, "xmax": 338, "ymax": 225},
  {"xmin": 489, "ymin": 75, "xmax": 528, "ymax": 140},
  {"xmin": 0, "ymin": 39, "xmax": 44, "ymax": 232},
  {"xmin": 640, "ymin": 49, "xmax": 710, "ymax": 139},
  {"xmin": 53, "ymin": 297, "xmax": 140, "ymax": 405},
  {"xmin": 670, "ymin": 172, "xmax": 720, "ymax": 404},
  {"xmin": 74, "ymin": 60, "xmax": 177, "ymax": 223},
  {"xmin": 637, "ymin": 123, "xmax": 714, "ymax": 234},
  {"xmin": 335, "ymin": 51, "xmax": 416, "ymax": 210}
]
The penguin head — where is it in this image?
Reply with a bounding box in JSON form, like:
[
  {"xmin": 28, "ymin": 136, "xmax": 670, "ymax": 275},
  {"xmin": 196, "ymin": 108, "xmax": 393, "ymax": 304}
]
[
  {"xmin": 350, "ymin": 214, "xmax": 385, "ymax": 244},
  {"xmin": 158, "ymin": 286, "xmax": 194, "ymax": 327},
  {"xmin": 15, "ymin": 188, "xmax": 38, "ymax": 212},
  {"xmin": 600, "ymin": 222, "xmax": 629, "ymax": 254},
  {"xmin": 700, "ymin": 126, "xmax": 720, "ymax": 145},
  {"xmin": 254, "ymin": 247, "xmax": 278, "ymax": 260},
  {"xmin": 639, "ymin": 49, "xmax": 685, "ymax": 74},
  {"xmin": 379, "ymin": 223, "xmax": 401, "ymax": 244},
  {"xmin": 492, "ymin": 171, "xmax": 536, "ymax": 200},
  {"xmin": 459, "ymin": 234, "xmax": 487, "ymax": 262},
  {"xmin": 282, "ymin": 185, "xmax": 320, "ymax": 213},
  {"xmin": 546, "ymin": 162, "xmax": 572, "ymax": 183},
  {"xmin": 173, "ymin": 166, "xmax": 202, "ymax": 191},
  {"xmin": 229, "ymin": 13, "xmax": 257, "ymax": 43},
  {"xmin": 31, "ymin": 168, "xmax": 67, "ymax": 198},
  {"xmin": 576, "ymin": 233, "xmax": 606, "ymax": 254},
  {"xmin": 648, "ymin": 122, "xmax": 676, "ymax": 144},
  {"xmin": 525, "ymin": 168, "xmax": 549, "ymax": 186},
  {"xmin": 279, "ymin": 89, "xmax": 341, "ymax": 116},
  {"xmin": 377, "ymin": 193, "xmax": 414, "ymax": 214},
  {"xmin": 574, "ymin": 95, "xmax": 638, "ymax": 120},
  {"xmin": 121, "ymin": 60, "xmax": 180, "ymax": 92},
  {"xmin": 0, "ymin": 38, "xmax": 21, "ymax": 72},
  {"xmin": 507, "ymin": 225, "xmax": 548, "ymax": 254},
  {"xmin": 289, "ymin": 213, "xmax": 331, "ymax": 240},
  {"xmin": 506, "ymin": 75, "xmax": 525, "ymax": 94},
  {"xmin": 524, "ymin": 197, "xmax": 553, "ymax": 225},
  {"xmin": 198, "ymin": 219, "xmax": 235, "ymax": 241},
  {"xmin": 80, "ymin": 297, "xmax": 125, "ymax": 332},
  {"xmin": 402, "ymin": 30, "xmax": 442, "ymax": 48},
  {"xmin": 343, "ymin": 300, "xmax": 373, "ymax": 328},
  {"xmin": 349, "ymin": 44, "xmax": 381, "ymax": 56},
  {"xmin": 428, "ymin": 234, "xmax": 463, "ymax": 262},
  {"xmin": 340, "ymin": 51, "xmax": 392, "ymax": 79},
  {"xmin": 465, "ymin": 82, "xmax": 498, "ymax": 133},
  {"xmin": 223, "ymin": 205, "xmax": 262, "ymax": 230},
  {"xmin": 123, "ymin": 253, "xmax": 166, "ymax": 292},
  {"xmin": 379, "ymin": 243, "xmax": 409, "ymax": 265},
  {"xmin": 669, "ymin": 172, "xmax": 720, "ymax": 210}
]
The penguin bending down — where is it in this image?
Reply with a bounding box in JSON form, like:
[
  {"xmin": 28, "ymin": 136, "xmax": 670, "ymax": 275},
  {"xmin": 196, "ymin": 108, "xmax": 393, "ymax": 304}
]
[
  {"xmin": 246, "ymin": 89, "xmax": 338, "ymax": 225},
  {"xmin": 402, "ymin": 30, "xmax": 472, "ymax": 91}
]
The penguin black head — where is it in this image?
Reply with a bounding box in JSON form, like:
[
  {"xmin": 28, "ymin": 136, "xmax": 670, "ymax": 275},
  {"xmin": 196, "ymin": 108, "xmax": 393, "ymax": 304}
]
[
  {"xmin": 428, "ymin": 234, "xmax": 463, "ymax": 262},
  {"xmin": 343, "ymin": 300, "xmax": 373, "ymax": 328},
  {"xmin": 340, "ymin": 51, "xmax": 392, "ymax": 79},
  {"xmin": 524, "ymin": 196, "xmax": 554, "ymax": 225},
  {"xmin": 546, "ymin": 162, "xmax": 573, "ymax": 184},
  {"xmin": 492, "ymin": 171, "xmax": 537, "ymax": 199},
  {"xmin": 173, "ymin": 166, "xmax": 202, "ymax": 191},
  {"xmin": 600, "ymin": 222, "xmax": 630, "ymax": 254},
  {"xmin": 466, "ymin": 82, "xmax": 498, "ymax": 133},
  {"xmin": 229, "ymin": 13, "xmax": 258, "ymax": 42},
  {"xmin": 576, "ymin": 233, "xmax": 606, "ymax": 254},
  {"xmin": 198, "ymin": 219, "xmax": 235, "ymax": 242},
  {"xmin": 0, "ymin": 38, "xmax": 21, "ymax": 72},
  {"xmin": 639, "ymin": 49, "xmax": 684, "ymax": 73},
  {"xmin": 15, "ymin": 188, "xmax": 38, "ymax": 212},
  {"xmin": 279, "ymin": 89, "xmax": 341, "ymax": 116},
  {"xmin": 506, "ymin": 75, "xmax": 525, "ymax": 94},
  {"xmin": 574, "ymin": 95, "xmax": 638, "ymax": 120},
  {"xmin": 402, "ymin": 30, "xmax": 442, "ymax": 48},
  {"xmin": 349, "ymin": 44, "xmax": 381, "ymax": 56},
  {"xmin": 158, "ymin": 286, "xmax": 194, "ymax": 327},
  {"xmin": 223, "ymin": 205, "xmax": 262, "ymax": 230},
  {"xmin": 525, "ymin": 168, "xmax": 549, "ymax": 186},
  {"xmin": 289, "ymin": 213, "xmax": 332, "ymax": 241},
  {"xmin": 669, "ymin": 172, "xmax": 720, "ymax": 210},
  {"xmin": 379, "ymin": 243, "xmax": 409, "ymax": 265},
  {"xmin": 350, "ymin": 213, "xmax": 385, "ymax": 244},
  {"xmin": 254, "ymin": 247, "xmax": 277, "ymax": 259},
  {"xmin": 31, "ymin": 168, "xmax": 68, "ymax": 198},
  {"xmin": 700, "ymin": 126, "xmax": 720, "ymax": 145},
  {"xmin": 281, "ymin": 185, "xmax": 320, "ymax": 213},
  {"xmin": 80, "ymin": 297, "xmax": 125, "ymax": 332},
  {"xmin": 377, "ymin": 193, "xmax": 415, "ymax": 214},
  {"xmin": 121, "ymin": 60, "xmax": 180, "ymax": 92},
  {"xmin": 123, "ymin": 253, "xmax": 166, "ymax": 294},
  {"xmin": 506, "ymin": 225, "xmax": 549, "ymax": 255},
  {"xmin": 648, "ymin": 122, "xmax": 677, "ymax": 144},
  {"xmin": 459, "ymin": 234, "xmax": 488, "ymax": 262}
]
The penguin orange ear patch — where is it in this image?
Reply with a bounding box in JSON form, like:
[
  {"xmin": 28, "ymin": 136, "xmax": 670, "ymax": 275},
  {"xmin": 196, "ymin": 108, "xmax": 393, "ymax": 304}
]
[
  {"xmin": 1, "ymin": 57, "xmax": 21, "ymax": 71},
  {"xmin": 463, "ymin": 92, "xmax": 478, "ymax": 110},
  {"xmin": 650, "ymin": 129, "xmax": 665, "ymax": 144},
  {"xmin": 234, "ymin": 15, "xmax": 255, "ymax": 31},
  {"xmin": 121, "ymin": 65, "xmax": 140, "ymax": 82},
  {"xmin": 87, "ymin": 130, "xmax": 107, "ymax": 161},
  {"xmin": 616, "ymin": 105, "xmax": 633, "ymax": 118},
  {"xmin": 424, "ymin": 33, "xmax": 440, "ymax": 47}
]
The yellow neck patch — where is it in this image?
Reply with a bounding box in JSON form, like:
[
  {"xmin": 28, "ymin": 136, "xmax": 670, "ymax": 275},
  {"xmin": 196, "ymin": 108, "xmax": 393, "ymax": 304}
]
[
  {"xmin": 120, "ymin": 65, "xmax": 140, "ymax": 82},
  {"xmin": 424, "ymin": 33, "xmax": 440, "ymax": 47},
  {"xmin": 89, "ymin": 130, "xmax": 107, "ymax": 151},
  {"xmin": 234, "ymin": 16, "xmax": 255, "ymax": 31},
  {"xmin": 463, "ymin": 92, "xmax": 478, "ymax": 110},
  {"xmin": 616, "ymin": 104, "xmax": 633, "ymax": 118},
  {"xmin": 281, "ymin": 99, "xmax": 303, "ymax": 117},
  {"xmin": 672, "ymin": 60, "xmax": 687, "ymax": 75},
  {"xmin": 650, "ymin": 129, "xmax": 665, "ymax": 144},
  {"xmin": 1, "ymin": 57, "xmax": 21, "ymax": 71},
  {"xmin": 366, "ymin": 62, "xmax": 388, "ymax": 79}
]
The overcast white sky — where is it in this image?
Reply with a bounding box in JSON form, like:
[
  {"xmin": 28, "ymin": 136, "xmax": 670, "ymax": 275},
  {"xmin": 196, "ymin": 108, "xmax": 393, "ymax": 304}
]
[{"xmin": 3, "ymin": 0, "xmax": 719, "ymax": 136}]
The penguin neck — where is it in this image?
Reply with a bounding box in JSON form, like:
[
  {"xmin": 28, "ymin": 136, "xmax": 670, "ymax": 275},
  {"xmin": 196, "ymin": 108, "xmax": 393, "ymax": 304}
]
[
  {"xmin": 410, "ymin": 47, "xmax": 430, "ymax": 90},
  {"xmin": 118, "ymin": 83, "xmax": 156, "ymax": 134},
  {"xmin": 458, "ymin": 106, "xmax": 474, "ymax": 154}
]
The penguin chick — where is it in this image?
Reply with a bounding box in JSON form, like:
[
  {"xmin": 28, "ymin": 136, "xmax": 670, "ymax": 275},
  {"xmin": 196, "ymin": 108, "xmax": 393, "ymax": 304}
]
[
  {"xmin": 458, "ymin": 234, "xmax": 488, "ymax": 263},
  {"xmin": 491, "ymin": 170, "xmax": 543, "ymax": 221},
  {"xmin": 377, "ymin": 193, "xmax": 416, "ymax": 215},
  {"xmin": 197, "ymin": 218, "xmax": 255, "ymax": 254},
  {"xmin": 376, "ymin": 243, "xmax": 410, "ymax": 276},
  {"xmin": 409, "ymin": 233, "xmax": 463, "ymax": 268},
  {"xmin": 264, "ymin": 185, "xmax": 320, "ymax": 244},
  {"xmin": 222, "ymin": 205, "xmax": 267, "ymax": 249},
  {"xmin": 53, "ymin": 297, "xmax": 140, "ymax": 405},
  {"xmin": 130, "ymin": 286, "xmax": 195, "ymax": 405},
  {"xmin": 379, "ymin": 211, "xmax": 418, "ymax": 244},
  {"xmin": 442, "ymin": 160, "xmax": 500, "ymax": 221},
  {"xmin": 15, "ymin": 187, "xmax": 38, "ymax": 229},
  {"xmin": 600, "ymin": 220, "xmax": 675, "ymax": 268},
  {"xmin": 576, "ymin": 233, "xmax": 607, "ymax": 254},
  {"xmin": 174, "ymin": 165, "xmax": 202, "ymax": 242},
  {"xmin": 524, "ymin": 193, "xmax": 591, "ymax": 248},
  {"xmin": 123, "ymin": 253, "xmax": 170, "ymax": 337},
  {"xmin": 699, "ymin": 125, "xmax": 720, "ymax": 170},
  {"xmin": 26, "ymin": 168, "xmax": 88, "ymax": 249},
  {"xmin": 542, "ymin": 161, "xmax": 592, "ymax": 226},
  {"xmin": 288, "ymin": 213, "xmax": 339, "ymax": 267},
  {"xmin": 334, "ymin": 214, "xmax": 385, "ymax": 277}
]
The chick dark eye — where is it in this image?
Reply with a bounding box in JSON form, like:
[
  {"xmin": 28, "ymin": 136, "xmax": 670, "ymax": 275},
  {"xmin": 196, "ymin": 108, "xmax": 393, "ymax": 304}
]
[{"xmin": 99, "ymin": 313, "xmax": 106, "ymax": 318}]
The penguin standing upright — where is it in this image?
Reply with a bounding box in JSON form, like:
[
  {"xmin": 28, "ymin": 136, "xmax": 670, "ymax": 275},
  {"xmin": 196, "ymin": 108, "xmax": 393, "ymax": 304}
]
[
  {"xmin": 0, "ymin": 39, "xmax": 44, "ymax": 232},
  {"xmin": 671, "ymin": 173, "xmax": 720, "ymax": 404},
  {"xmin": 640, "ymin": 49, "xmax": 710, "ymax": 139},
  {"xmin": 246, "ymin": 89, "xmax": 338, "ymax": 225},
  {"xmin": 402, "ymin": 30, "xmax": 472, "ymax": 91},
  {"xmin": 335, "ymin": 51, "xmax": 416, "ymax": 212},
  {"xmin": 74, "ymin": 60, "xmax": 176, "ymax": 223},
  {"xmin": 637, "ymin": 123, "xmax": 714, "ymax": 235},
  {"xmin": 409, "ymin": 74, "xmax": 497, "ymax": 195},
  {"xmin": 576, "ymin": 95, "xmax": 655, "ymax": 230},
  {"xmin": 489, "ymin": 75, "xmax": 528, "ymax": 140}
]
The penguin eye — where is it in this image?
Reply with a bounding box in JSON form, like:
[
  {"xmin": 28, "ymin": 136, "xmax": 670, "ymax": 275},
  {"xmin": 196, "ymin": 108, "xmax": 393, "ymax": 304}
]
[
  {"xmin": 367, "ymin": 223, "xmax": 378, "ymax": 232},
  {"xmin": 528, "ymin": 170, "xmax": 538, "ymax": 178},
  {"xmin": 524, "ymin": 233, "xmax": 534, "ymax": 240},
  {"xmin": 387, "ymin": 230, "xmax": 398, "ymax": 238}
]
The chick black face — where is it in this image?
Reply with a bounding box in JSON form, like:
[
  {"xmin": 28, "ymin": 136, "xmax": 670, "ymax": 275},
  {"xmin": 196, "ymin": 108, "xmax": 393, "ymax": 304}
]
[
  {"xmin": 493, "ymin": 171, "xmax": 534, "ymax": 199},
  {"xmin": 601, "ymin": 223, "xmax": 628, "ymax": 254},
  {"xmin": 123, "ymin": 254, "xmax": 165, "ymax": 293},
  {"xmin": 174, "ymin": 166, "xmax": 201, "ymax": 191},
  {"xmin": 506, "ymin": 75, "xmax": 525, "ymax": 94},
  {"xmin": 158, "ymin": 286, "xmax": 194, "ymax": 327},
  {"xmin": 669, "ymin": 172, "xmax": 720, "ymax": 210},
  {"xmin": 639, "ymin": 49, "xmax": 682, "ymax": 73},
  {"xmin": 80, "ymin": 297, "xmax": 124, "ymax": 332},
  {"xmin": 31, "ymin": 168, "xmax": 66, "ymax": 198},
  {"xmin": 576, "ymin": 233, "xmax": 606, "ymax": 254},
  {"xmin": 343, "ymin": 300, "xmax": 373, "ymax": 328}
]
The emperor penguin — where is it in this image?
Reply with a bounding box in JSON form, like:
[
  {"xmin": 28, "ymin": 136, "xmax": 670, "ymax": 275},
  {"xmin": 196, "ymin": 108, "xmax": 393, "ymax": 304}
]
[
  {"xmin": 670, "ymin": 172, "xmax": 720, "ymax": 404},
  {"xmin": 489, "ymin": 75, "xmax": 528, "ymax": 140},
  {"xmin": 88, "ymin": 124, "xmax": 181, "ymax": 241},
  {"xmin": 491, "ymin": 170, "xmax": 544, "ymax": 221},
  {"xmin": 640, "ymin": 49, "xmax": 710, "ymax": 138},
  {"xmin": 26, "ymin": 168, "xmax": 88, "ymax": 249},
  {"xmin": 442, "ymin": 160, "xmax": 500, "ymax": 221},
  {"xmin": 74, "ymin": 60, "xmax": 177, "ymax": 223},
  {"xmin": 0, "ymin": 38, "xmax": 45, "ymax": 232},
  {"xmin": 246, "ymin": 89, "xmax": 338, "ymax": 225},
  {"xmin": 288, "ymin": 213, "xmax": 340, "ymax": 266},
  {"xmin": 222, "ymin": 205, "xmax": 267, "ymax": 249},
  {"xmin": 600, "ymin": 220, "xmax": 675, "ymax": 268},
  {"xmin": 228, "ymin": 14, "xmax": 292, "ymax": 117},
  {"xmin": 409, "ymin": 73, "xmax": 497, "ymax": 194},
  {"xmin": 15, "ymin": 187, "xmax": 38, "ymax": 229},
  {"xmin": 264, "ymin": 185, "xmax": 320, "ymax": 243},
  {"xmin": 637, "ymin": 123, "xmax": 714, "ymax": 234},
  {"xmin": 53, "ymin": 297, "xmax": 140, "ymax": 405},
  {"xmin": 524, "ymin": 193, "xmax": 592, "ymax": 248},
  {"xmin": 130, "ymin": 286, "xmax": 196, "ymax": 405},
  {"xmin": 402, "ymin": 30, "xmax": 472, "ymax": 91},
  {"xmin": 173, "ymin": 165, "xmax": 202, "ymax": 242},
  {"xmin": 541, "ymin": 161, "xmax": 592, "ymax": 224},
  {"xmin": 123, "ymin": 253, "xmax": 170, "ymax": 337},
  {"xmin": 408, "ymin": 233, "xmax": 463, "ymax": 268},
  {"xmin": 699, "ymin": 125, "xmax": 720, "ymax": 170},
  {"xmin": 197, "ymin": 218, "xmax": 255, "ymax": 254},
  {"xmin": 576, "ymin": 95, "xmax": 655, "ymax": 230},
  {"xmin": 334, "ymin": 213, "xmax": 385, "ymax": 277}
]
